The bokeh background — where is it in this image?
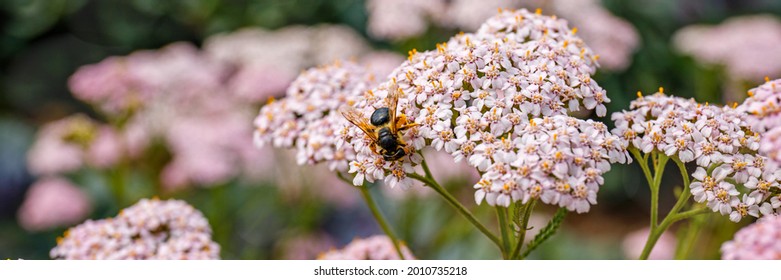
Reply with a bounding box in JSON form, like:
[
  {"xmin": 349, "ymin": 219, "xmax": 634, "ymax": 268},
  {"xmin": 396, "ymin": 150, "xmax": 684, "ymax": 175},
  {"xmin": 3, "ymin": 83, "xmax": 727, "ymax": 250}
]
[{"xmin": 1, "ymin": 0, "xmax": 781, "ymax": 259}]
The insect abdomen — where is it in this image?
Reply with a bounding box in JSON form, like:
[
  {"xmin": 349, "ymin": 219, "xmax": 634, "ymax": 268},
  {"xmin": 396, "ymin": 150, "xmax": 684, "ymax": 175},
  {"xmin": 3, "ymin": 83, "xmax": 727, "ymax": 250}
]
[{"xmin": 377, "ymin": 127, "xmax": 398, "ymax": 151}]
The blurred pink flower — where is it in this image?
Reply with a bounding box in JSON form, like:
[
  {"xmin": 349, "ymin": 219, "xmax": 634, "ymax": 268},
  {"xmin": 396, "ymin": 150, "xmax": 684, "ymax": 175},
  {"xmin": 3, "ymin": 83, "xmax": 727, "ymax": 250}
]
[
  {"xmin": 366, "ymin": 0, "xmax": 446, "ymax": 40},
  {"xmin": 552, "ymin": 0, "xmax": 639, "ymax": 71},
  {"xmin": 364, "ymin": 0, "xmax": 638, "ymax": 71},
  {"xmin": 424, "ymin": 149, "xmax": 480, "ymax": 185},
  {"xmin": 722, "ymin": 215, "xmax": 781, "ymax": 259},
  {"xmin": 442, "ymin": 0, "xmax": 527, "ymax": 32},
  {"xmin": 121, "ymin": 116, "xmax": 151, "ymax": 159},
  {"xmin": 50, "ymin": 198, "xmax": 220, "ymax": 260},
  {"xmin": 204, "ymin": 25, "xmax": 371, "ymax": 102},
  {"xmin": 68, "ymin": 56, "xmax": 146, "ymax": 114},
  {"xmin": 86, "ymin": 126, "xmax": 124, "ymax": 168},
  {"xmin": 27, "ymin": 114, "xmax": 92, "ymax": 175},
  {"xmin": 28, "ymin": 115, "xmax": 128, "ymax": 176},
  {"xmin": 69, "ymin": 43, "xmax": 226, "ymax": 115},
  {"xmin": 622, "ymin": 227, "xmax": 676, "ymax": 259},
  {"xmin": 673, "ymin": 15, "xmax": 781, "ymax": 82},
  {"xmin": 360, "ymin": 51, "xmax": 405, "ymax": 80},
  {"xmin": 319, "ymin": 235, "xmax": 415, "ymax": 260},
  {"xmin": 161, "ymin": 112, "xmax": 252, "ymax": 189},
  {"xmin": 276, "ymin": 232, "xmax": 337, "ymax": 260},
  {"xmin": 17, "ymin": 177, "xmax": 91, "ymax": 232},
  {"xmin": 64, "ymin": 26, "xmax": 391, "ymax": 190},
  {"xmin": 227, "ymin": 63, "xmax": 293, "ymax": 102}
]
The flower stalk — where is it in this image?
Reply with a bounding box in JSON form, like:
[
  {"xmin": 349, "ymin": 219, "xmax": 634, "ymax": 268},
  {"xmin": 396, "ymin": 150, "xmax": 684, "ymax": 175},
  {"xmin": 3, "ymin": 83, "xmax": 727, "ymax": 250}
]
[
  {"xmin": 409, "ymin": 159, "xmax": 503, "ymax": 251},
  {"xmin": 633, "ymin": 151, "xmax": 708, "ymax": 259},
  {"xmin": 337, "ymin": 173, "xmax": 406, "ymax": 259}
]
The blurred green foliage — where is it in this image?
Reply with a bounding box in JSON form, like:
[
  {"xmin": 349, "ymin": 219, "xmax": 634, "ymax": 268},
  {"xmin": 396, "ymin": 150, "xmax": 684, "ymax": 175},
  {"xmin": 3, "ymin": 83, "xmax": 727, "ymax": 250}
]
[{"xmin": 2, "ymin": 0, "xmax": 781, "ymax": 260}]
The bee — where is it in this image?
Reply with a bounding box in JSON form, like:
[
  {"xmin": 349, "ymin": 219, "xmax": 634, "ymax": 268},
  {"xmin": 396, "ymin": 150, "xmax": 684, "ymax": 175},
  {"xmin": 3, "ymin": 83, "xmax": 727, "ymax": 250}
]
[{"xmin": 341, "ymin": 85, "xmax": 418, "ymax": 161}]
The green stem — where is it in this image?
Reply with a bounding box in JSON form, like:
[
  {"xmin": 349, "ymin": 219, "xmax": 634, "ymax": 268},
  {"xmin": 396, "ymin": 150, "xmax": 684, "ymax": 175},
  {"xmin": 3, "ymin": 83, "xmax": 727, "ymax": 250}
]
[
  {"xmin": 496, "ymin": 207, "xmax": 511, "ymax": 258},
  {"xmin": 407, "ymin": 172, "xmax": 503, "ymax": 250},
  {"xmin": 630, "ymin": 148, "xmax": 654, "ymax": 189},
  {"xmin": 650, "ymin": 153, "xmax": 669, "ymax": 229},
  {"xmin": 509, "ymin": 199, "xmax": 536, "ymax": 260},
  {"xmin": 109, "ymin": 164, "xmax": 129, "ymax": 207},
  {"xmin": 358, "ymin": 185, "xmax": 406, "ymax": 260},
  {"xmin": 337, "ymin": 173, "xmax": 406, "ymax": 260},
  {"xmin": 639, "ymin": 156, "xmax": 706, "ymax": 260},
  {"xmin": 669, "ymin": 158, "xmax": 692, "ymax": 216},
  {"xmin": 639, "ymin": 209, "xmax": 708, "ymax": 260}
]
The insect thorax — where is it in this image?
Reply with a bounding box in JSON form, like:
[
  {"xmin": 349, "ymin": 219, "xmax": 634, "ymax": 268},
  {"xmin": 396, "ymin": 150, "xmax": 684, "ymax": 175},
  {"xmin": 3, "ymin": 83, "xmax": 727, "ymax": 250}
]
[{"xmin": 370, "ymin": 107, "xmax": 390, "ymax": 126}]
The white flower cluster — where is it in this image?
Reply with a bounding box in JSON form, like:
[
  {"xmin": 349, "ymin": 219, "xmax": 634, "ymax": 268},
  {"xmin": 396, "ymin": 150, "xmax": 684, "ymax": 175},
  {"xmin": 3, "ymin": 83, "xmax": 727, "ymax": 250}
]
[
  {"xmin": 50, "ymin": 198, "xmax": 220, "ymax": 259},
  {"xmin": 344, "ymin": 9, "xmax": 626, "ymax": 212},
  {"xmin": 474, "ymin": 115, "xmax": 628, "ymax": 212},
  {"xmin": 253, "ymin": 61, "xmax": 377, "ymax": 172},
  {"xmin": 612, "ymin": 91, "xmax": 781, "ymax": 222},
  {"xmin": 318, "ymin": 235, "xmax": 415, "ymax": 260},
  {"xmin": 739, "ymin": 78, "xmax": 781, "ymax": 166}
]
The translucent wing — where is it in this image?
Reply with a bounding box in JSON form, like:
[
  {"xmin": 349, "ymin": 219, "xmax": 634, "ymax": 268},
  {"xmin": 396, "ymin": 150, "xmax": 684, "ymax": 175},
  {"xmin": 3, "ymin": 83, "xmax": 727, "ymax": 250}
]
[
  {"xmin": 340, "ymin": 106, "xmax": 378, "ymax": 142},
  {"xmin": 387, "ymin": 85, "xmax": 400, "ymax": 134}
]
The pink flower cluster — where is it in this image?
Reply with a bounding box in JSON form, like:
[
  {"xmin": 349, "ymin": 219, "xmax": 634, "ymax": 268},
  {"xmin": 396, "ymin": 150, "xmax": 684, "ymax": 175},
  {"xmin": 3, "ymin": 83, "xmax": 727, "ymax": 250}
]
[
  {"xmin": 203, "ymin": 25, "xmax": 383, "ymax": 102},
  {"xmin": 17, "ymin": 177, "xmax": 91, "ymax": 232},
  {"xmin": 254, "ymin": 61, "xmax": 377, "ymax": 173},
  {"xmin": 722, "ymin": 215, "xmax": 781, "ymax": 260},
  {"xmin": 739, "ymin": 78, "xmax": 781, "ymax": 166},
  {"xmin": 66, "ymin": 43, "xmax": 263, "ymax": 189},
  {"xmin": 275, "ymin": 232, "xmax": 337, "ymax": 260},
  {"xmin": 318, "ymin": 235, "xmax": 415, "ymax": 260},
  {"xmin": 343, "ymin": 9, "xmax": 627, "ymax": 212},
  {"xmin": 27, "ymin": 114, "xmax": 124, "ymax": 175},
  {"xmin": 612, "ymin": 91, "xmax": 781, "ymax": 222},
  {"xmin": 365, "ymin": 0, "xmax": 639, "ymax": 71},
  {"xmin": 552, "ymin": 0, "xmax": 639, "ymax": 71},
  {"xmin": 50, "ymin": 198, "xmax": 220, "ymax": 260},
  {"xmin": 673, "ymin": 15, "xmax": 781, "ymax": 81},
  {"xmin": 54, "ymin": 24, "xmax": 397, "ymax": 190}
]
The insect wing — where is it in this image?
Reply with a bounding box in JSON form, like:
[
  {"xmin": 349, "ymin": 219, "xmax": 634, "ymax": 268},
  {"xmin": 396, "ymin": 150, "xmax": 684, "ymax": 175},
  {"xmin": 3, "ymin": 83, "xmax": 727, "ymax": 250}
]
[
  {"xmin": 340, "ymin": 107, "xmax": 378, "ymax": 142},
  {"xmin": 387, "ymin": 85, "xmax": 401, "ymax": 134}
]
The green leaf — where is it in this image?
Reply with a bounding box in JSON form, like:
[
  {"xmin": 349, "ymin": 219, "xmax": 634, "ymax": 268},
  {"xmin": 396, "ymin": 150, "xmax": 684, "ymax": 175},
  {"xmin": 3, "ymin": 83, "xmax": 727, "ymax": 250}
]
[{"xmin": 520, "ymin": 207, "xmax": 567, "ymax": 259}]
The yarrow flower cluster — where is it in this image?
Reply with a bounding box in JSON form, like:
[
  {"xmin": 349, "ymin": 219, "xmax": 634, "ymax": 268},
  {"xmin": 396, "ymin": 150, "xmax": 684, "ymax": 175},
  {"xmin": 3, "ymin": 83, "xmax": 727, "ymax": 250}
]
[
  {"xmin": 50, "ymin": 198, "xmax": 220, "ymax": 260},
  {"xmin": 253, "ymin": 61, "xmax": 377, "ymax": 172},
  {"xmin": 365, "ymin": 0, "xmax": 638, "ymax": 71},
  {"xmin": 721, "ymin": 215, "xmax": 781, "ymax": 260},
  {"xmin": 343, "ymin": 9, "xmax": 626, "ymax": 212},
  {"xmin": 739, "ymin": 78, "xmax": 781, "ymax": 166},
  {"xmin": 612, "ymin": 90, "xmax": 781, "ymax": 222},
  {"xmin": 473, "ymin": 115, "xmax": 628, "ymax": 212},
  {"xmin": 318, "ymin": 235, "xmax": 415, "ymax": 260}
]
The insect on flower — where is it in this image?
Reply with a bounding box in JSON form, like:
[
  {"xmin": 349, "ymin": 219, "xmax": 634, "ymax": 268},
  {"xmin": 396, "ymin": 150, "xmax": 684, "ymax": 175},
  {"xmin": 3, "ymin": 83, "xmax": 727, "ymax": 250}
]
[{"xmin": 341, "ymin": 83, "xmax": 418, "ymax": 161}]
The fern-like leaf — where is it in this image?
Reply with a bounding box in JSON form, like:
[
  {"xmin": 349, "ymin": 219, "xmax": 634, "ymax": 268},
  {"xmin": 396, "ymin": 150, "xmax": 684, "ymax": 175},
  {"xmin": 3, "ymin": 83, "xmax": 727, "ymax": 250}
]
[{"xmin": 520, "ymin": 207, "xmax": 567, "ymax": 259}]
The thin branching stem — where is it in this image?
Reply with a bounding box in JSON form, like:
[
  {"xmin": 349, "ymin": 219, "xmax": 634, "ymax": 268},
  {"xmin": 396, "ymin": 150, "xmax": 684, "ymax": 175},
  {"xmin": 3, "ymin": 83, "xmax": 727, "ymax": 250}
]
[
  {"xmin": 408, "ymin": 161, "xmax": 503, "ymax": 250},
  {"xmin": 336, "ymin": 173, "xmax": 406, "ymax": 259}
]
